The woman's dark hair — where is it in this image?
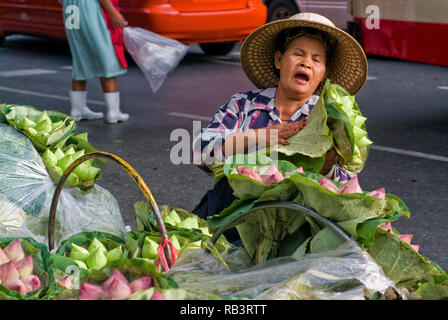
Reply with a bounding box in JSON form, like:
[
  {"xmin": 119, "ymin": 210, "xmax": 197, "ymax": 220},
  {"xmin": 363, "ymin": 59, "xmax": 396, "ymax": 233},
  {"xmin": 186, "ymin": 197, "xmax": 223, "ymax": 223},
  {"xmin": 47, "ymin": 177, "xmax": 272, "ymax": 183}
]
[{"xmin": 273, "ymin": 27, "xmax": 336, "ymax": 78}]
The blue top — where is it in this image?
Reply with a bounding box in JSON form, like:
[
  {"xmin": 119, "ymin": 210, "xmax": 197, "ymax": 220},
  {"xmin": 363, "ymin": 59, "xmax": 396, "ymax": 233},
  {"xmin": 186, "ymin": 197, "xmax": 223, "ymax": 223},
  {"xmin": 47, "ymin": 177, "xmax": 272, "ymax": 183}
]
[{"xmin": 63, "ymin": 0, "xmax": 127, "ymax": 80}]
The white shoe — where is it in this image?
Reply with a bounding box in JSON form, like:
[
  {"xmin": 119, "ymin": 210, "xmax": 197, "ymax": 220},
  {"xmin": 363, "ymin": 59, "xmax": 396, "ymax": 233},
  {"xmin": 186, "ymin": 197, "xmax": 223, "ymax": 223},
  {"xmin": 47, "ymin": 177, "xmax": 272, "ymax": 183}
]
[
  {"xmin": 104, "ymin": 92, "xmax": 129, "ymax": 124},
  {"xmin": 69, "ymin": 91, "xmax": 104, "ymax": 120}
]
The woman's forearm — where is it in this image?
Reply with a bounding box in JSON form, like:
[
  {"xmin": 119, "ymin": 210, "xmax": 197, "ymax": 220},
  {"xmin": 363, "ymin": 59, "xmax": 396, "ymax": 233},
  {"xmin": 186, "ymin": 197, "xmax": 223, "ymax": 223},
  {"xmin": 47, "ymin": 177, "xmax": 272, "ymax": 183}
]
[{"xmin": 98, "ymin": 0, "xmax": 118, "ymax": 17}]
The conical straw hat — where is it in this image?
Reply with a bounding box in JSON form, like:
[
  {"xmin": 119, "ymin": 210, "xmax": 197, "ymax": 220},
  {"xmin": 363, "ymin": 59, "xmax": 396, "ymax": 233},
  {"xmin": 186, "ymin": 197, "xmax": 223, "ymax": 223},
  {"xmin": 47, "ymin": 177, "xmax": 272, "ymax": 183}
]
[{"xmin": 240, "ymin": 12, "xmax": 368, "ymax": 95}]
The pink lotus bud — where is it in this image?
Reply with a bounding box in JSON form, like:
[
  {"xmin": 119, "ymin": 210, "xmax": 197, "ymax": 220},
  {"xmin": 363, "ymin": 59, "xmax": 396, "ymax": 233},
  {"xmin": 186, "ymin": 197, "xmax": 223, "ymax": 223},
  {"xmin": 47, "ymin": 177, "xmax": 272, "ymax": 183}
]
[
  {"xmin": 379, "ymin": 222, "xmax": 393, "ymax": 233},
  {"xmin": 3, "ymin": 239, "xmax": 25, "ymax": 262},
  {"xmin": 15, "ymin": 256, "xmax": 33, "ymax": 278},
  {"xmin": 291, "ymin": 167, "xmax": 304, "ymax": 174},
  {"xmin": 129, "ymin": 277, "xmax": 152, "ymax": 294},
  {"xmin": 338, "ymin": 175, "xmax": 363, "ymax": 194},
  {"xmin": 319, "ymin": 177, "xmax": 339, "ymax": 193},
  {"xmin": 102, "ymin": 269, "xmax": 129, "ymax": 290},
  {"xmin": 150, "ymin": 291, "xmax": 165, "ymax": 300},
  {"xmin": 3, "ymin": 279, "xmax": 28, "ymax": 295},
  {"xmin": 0, "ymin": 247, "xmax": 10, "ymax": 265},
  {"xmin": 56, "ymin": 275, "xmax": 73, "ymax": 289},
  {"xmin": 101, "ymin": 278, "xmax": 131, "ymax": 300},
  {"xmin": 398, "ymin": 234, "xmax": 413, "ymax": 245},
  {"xmin": 262, "ymin": 171, "xmax": 284, "ymax": 185},
  {"xmin": 260, "ymin": 164, "xmax": 284, "ymax": 185},
  {"xmin": 237, "ymin": 168, "xmax": 263, "ymax": 183},
  {"xmin": 0, "ymin": 261, "xmax": 20, "ymax": 282},
  {"xmin": 367, "ymin": 187, "xmax": 386, "ymax": 200},
  {"xmin": 21, "ymin": 275, "xmax": 41, "ymax": 292},
  {"xmin": 77, "ymin": 282, "xmax": 104, "ymax": 300},
  {"xmin": 411, "ymin": 245, "xmax": 420, "ymax": 253}
]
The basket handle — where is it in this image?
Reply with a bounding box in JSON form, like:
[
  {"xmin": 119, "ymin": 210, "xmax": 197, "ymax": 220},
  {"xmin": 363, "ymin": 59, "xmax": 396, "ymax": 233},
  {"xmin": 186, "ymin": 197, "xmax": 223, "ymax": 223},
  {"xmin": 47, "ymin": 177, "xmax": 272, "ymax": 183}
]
[
  {"xmin": 209, "ymin": 201, "xmax": 352, "ymax": 246},
  {"xmin": 47, "ymin": 151, "xmax": 174, "ymax": 268}
]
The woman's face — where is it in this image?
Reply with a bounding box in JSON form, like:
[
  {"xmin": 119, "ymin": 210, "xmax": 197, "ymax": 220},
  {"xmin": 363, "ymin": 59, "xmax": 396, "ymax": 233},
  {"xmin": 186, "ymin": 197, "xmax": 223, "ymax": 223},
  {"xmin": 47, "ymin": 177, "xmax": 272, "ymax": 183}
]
[{"xmin": 274, "ymin": 35, "xmax": 327, "ymax": 98}]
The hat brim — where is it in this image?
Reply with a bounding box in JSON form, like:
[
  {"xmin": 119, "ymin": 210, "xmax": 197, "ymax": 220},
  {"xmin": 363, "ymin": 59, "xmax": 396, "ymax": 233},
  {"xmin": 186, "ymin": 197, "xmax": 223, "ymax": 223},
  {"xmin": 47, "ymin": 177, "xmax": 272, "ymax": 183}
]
[{"xmin": 240, "ymin": 18, "xmax": 368, "ymax": 96}]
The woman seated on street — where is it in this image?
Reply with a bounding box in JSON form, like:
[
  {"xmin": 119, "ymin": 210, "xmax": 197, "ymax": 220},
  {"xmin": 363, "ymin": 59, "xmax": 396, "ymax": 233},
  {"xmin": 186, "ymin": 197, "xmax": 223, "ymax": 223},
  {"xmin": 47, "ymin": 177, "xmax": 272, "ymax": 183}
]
[{"xmin": 192, "ymin": 13, "xmax": 368, "ymax": 243}]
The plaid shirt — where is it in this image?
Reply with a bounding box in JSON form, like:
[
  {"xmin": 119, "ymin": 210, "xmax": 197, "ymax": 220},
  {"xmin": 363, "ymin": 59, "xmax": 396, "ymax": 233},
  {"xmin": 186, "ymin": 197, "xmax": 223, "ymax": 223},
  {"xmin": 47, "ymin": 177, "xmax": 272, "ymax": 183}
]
[{"xmin": 193, "ymin": 87, "xmax": 353, "ymax": 182}]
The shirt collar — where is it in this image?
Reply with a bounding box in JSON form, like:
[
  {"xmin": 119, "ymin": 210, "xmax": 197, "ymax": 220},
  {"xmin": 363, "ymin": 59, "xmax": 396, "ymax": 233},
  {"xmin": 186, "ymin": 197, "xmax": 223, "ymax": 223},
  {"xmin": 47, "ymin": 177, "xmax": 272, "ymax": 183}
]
[{"xmin": 248, "ymin": 87, "xmax": 320, "ymax": 122}]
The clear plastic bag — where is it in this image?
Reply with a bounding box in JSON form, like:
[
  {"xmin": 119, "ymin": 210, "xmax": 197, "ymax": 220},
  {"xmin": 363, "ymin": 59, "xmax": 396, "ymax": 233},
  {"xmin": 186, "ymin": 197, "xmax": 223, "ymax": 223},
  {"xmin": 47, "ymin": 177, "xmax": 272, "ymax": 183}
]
[
  {"xmin": 123, "ymin": 27, "xmax": 189, "ymax": 93},
  {"xmin": 165, "ymin": 241, "xmax": 404, "ymax": 300},
  {"xmin": 0, "ymin": 123, "xmax": 126, "ymax": 249}
]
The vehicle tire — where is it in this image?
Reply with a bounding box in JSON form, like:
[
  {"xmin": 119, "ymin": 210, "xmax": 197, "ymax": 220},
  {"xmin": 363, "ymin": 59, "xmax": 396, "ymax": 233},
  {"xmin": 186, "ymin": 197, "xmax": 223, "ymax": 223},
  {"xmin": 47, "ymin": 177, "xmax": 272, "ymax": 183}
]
[
  {"xmin": 199, "ymin": 42, "xmax": 236, "ymax": 56},
  {"xmin": 267, "ymin": 0, "xmax": 299, "ymax": 22},
  {"xmin": 0, "ymin": 35, "xmax": 4, "ymax": 47}
]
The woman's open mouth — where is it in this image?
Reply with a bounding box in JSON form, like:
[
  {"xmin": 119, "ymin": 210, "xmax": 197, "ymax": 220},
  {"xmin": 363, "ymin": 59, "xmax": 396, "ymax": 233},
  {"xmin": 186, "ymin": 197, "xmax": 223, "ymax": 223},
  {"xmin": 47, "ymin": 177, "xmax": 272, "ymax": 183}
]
[{"xmin": 294, "ymin": 71, "xmax": 310, "ymax": 85}]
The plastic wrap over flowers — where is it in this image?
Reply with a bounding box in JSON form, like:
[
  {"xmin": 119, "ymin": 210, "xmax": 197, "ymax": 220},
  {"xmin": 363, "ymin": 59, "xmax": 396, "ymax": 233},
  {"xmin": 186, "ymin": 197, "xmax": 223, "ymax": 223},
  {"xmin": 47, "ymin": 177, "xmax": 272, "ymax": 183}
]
[
  {"xmin": 165, "ymin": 241, "xmax": 402, "ymax": 300},
  {"xmin": 0, "ymin": 123, "xmax": 126, "ymax": 248}
]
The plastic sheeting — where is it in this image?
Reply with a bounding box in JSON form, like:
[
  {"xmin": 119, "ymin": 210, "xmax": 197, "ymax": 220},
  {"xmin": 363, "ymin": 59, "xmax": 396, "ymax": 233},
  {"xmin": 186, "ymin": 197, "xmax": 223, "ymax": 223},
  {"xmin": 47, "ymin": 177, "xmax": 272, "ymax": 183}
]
[
  {"xmin": 165, "ymin": 240, "xmax": 403, "ymax": 300},
  {"xmin": 0, "ymin": 123, "xmax": 126, "ymax": 249},
  {"xmin": 123, "ymin": 27, "xmax": 189, "ymax": 93}
]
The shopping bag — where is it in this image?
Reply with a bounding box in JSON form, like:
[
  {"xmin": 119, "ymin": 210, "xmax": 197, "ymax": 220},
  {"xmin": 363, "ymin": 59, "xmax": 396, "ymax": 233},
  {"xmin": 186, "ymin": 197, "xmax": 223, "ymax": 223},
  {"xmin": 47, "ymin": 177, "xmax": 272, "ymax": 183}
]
[{"xmin": 123, "ymin": 27, "xmax": 189, "ymax": 93}]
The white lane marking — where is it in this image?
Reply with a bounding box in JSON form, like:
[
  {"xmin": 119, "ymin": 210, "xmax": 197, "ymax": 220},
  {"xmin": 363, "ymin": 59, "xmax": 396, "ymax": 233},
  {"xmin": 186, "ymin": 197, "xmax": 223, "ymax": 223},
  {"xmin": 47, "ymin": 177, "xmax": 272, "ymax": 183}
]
[
  {"xmin": 0, "ymin": 86, "xmax": 105, "ymax": 105},
  {"xmin": 167, "ymin": 112, "xmax": 212, "ymax": 122},
  {"xmin": 437, "ymin": 86, "xmax": 448, "ymax": 90},
  {"xmin": 60, "ymin": 66, "xmax": 73, "ymax": 70},
  {"xmin": 367, "ymin": 76, "xmax": 377, "ymax": 80},
  {"xmin": 0, "ymin": 69, "xmax": 58, "ymax": 77},
  {"xmin": 370, "ymin": 145, "xmax": 448, "ymax": 162}
]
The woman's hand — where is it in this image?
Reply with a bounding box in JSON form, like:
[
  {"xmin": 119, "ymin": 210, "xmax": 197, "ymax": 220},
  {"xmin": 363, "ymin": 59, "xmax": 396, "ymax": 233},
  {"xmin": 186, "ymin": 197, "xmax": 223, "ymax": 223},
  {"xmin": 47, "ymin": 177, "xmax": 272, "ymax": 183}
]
[
  {"xmin": 262, "ymin": 119, "xmax": 307, "ymax": 146},
  {"xmin": 111, "ymin": 12, "xmax": 127, "ymax": 28}
]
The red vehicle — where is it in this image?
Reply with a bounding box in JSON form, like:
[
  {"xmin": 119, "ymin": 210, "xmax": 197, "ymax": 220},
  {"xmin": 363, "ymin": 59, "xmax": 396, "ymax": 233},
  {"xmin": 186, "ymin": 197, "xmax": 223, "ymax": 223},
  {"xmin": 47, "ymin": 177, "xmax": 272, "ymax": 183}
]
[
  {"xmin": 0, "ymin": 0, "xmax": 267, "ymax": 55},
  {"xmin": 349, "ymin": 0, "xmax": 448, "ymax": 66}
]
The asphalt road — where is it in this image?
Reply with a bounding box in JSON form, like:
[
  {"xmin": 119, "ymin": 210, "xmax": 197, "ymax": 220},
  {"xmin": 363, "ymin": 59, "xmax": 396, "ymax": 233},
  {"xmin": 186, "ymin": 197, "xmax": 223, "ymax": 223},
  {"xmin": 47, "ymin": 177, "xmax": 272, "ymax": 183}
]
[{"xmin": 1, "ymin": 35, "xmax": 447, "ymax": 270}]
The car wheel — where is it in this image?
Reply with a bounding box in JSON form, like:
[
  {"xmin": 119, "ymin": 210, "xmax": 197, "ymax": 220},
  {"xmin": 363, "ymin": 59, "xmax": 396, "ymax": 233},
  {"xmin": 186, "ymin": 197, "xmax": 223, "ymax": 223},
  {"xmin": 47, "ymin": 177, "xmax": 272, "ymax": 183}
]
[
  {"xmin": 199, "ymin": 42, "xmax": 236, "ymax": 56},
  {"xmin": 0, "ymin": 35, "xmax": 4, "ymax": 46},
  {"xmin": 267, "ymin": 0, "xmax": 299, "ymax": 22}
]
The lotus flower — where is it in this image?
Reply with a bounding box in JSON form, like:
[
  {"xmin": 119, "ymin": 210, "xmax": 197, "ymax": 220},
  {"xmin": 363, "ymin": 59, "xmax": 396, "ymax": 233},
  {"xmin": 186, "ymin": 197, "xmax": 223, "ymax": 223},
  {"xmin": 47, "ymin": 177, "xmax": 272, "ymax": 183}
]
[
  {"xmin": 15, "ymin": 256, "xmax": 33, "ymax": 278},
  {"xmin": 70, "ymin": 243, "xmax": 90, "ymax": 261},
  {"xmin": 367, "ymin": 187, "xmax": 386, "ymax": 200},
  {"xmin": 338, "ymin": 175, "xmax": 363, "ymax": 194},
  {"xmin": 151, "ymin": 291, "xmax": 165, "ymax": 300},
  {"xmin": 77, "ymin": 282, "xmax": 104, "ymax": 300},
  {"xmin": 285, "ymin": 167, "xmax": 304, "ymax": 178},
  {"xmin": 0, "ymin": 261, "xmax": 20, "ymax": 282},
  {"xmin": 129, "ymin": 277, "xmax": 152, "ymax": 294},
  {"xmin": 261, "ymin": 163, "xmax": 284, "ymax": 185},
  {"xmin": 4, "ymin": 239, "xmax": 25, "ymax": 262},
  {"xmin": 179, "ymin": 216, "xmax": 199, "ymax": 229},
  {"xmin": 102, "ymin": 269, "xmax": 129, "ymax": 290},
  {"xmin": 21, "ymin": 275, "xmax": 41, "ymax": 292},
  {"xmin": 398, "ymin": 234, "xmax": 413, "ymax": 245},
  {"xmin": 3, "ymin": 279, "xmax": 28, "ymax": 295},
  {"xmin": 379, "ymin": 222, "xmax": 393, "ymax": 233},
  {"xmin": 237, "ymin": 167, "xmax": 263, "ymax": 183},
  {"xmin": 57, "ymin": 275, "xmax": 73, "ymax": 289},
  {"xmin": 85, "ymin": 248, "xmax": 108, "ymax": 269},
  {"xmin": 101, "ymin": 278, "xmax": 131, "ymax": 300},
  {"xmin": 106, "ymin": 246, "xmax": 123, "ymax": 263},
  {"xmin": 142, "ymin": 237, "xmax": 159, "ymax": 260},
  {"xmin": 88, "ymin": 238, "xmax": 107, "ymax": 255},
  {"xmin": 379, "ymin": 222, "xmax": 420, "ymax": 253},
  {"xmin": 319, "ymin": 177, "xmax": 339, "ymax": 193},
  {"xmin": 73, "ymin": 259, "xmax": 88, "ymax": 270},
  {"xmin": 0, "ymin": 247, "xmax": 9, "ymax": 265}
]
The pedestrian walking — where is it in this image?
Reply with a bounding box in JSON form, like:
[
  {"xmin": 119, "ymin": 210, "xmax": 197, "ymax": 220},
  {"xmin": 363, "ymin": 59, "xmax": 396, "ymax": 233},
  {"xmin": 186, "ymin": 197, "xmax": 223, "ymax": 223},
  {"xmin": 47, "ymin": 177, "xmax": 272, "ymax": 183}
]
[{"xmin": 63, "ymin": 0, "xmax": 129, "ymax": 124}]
